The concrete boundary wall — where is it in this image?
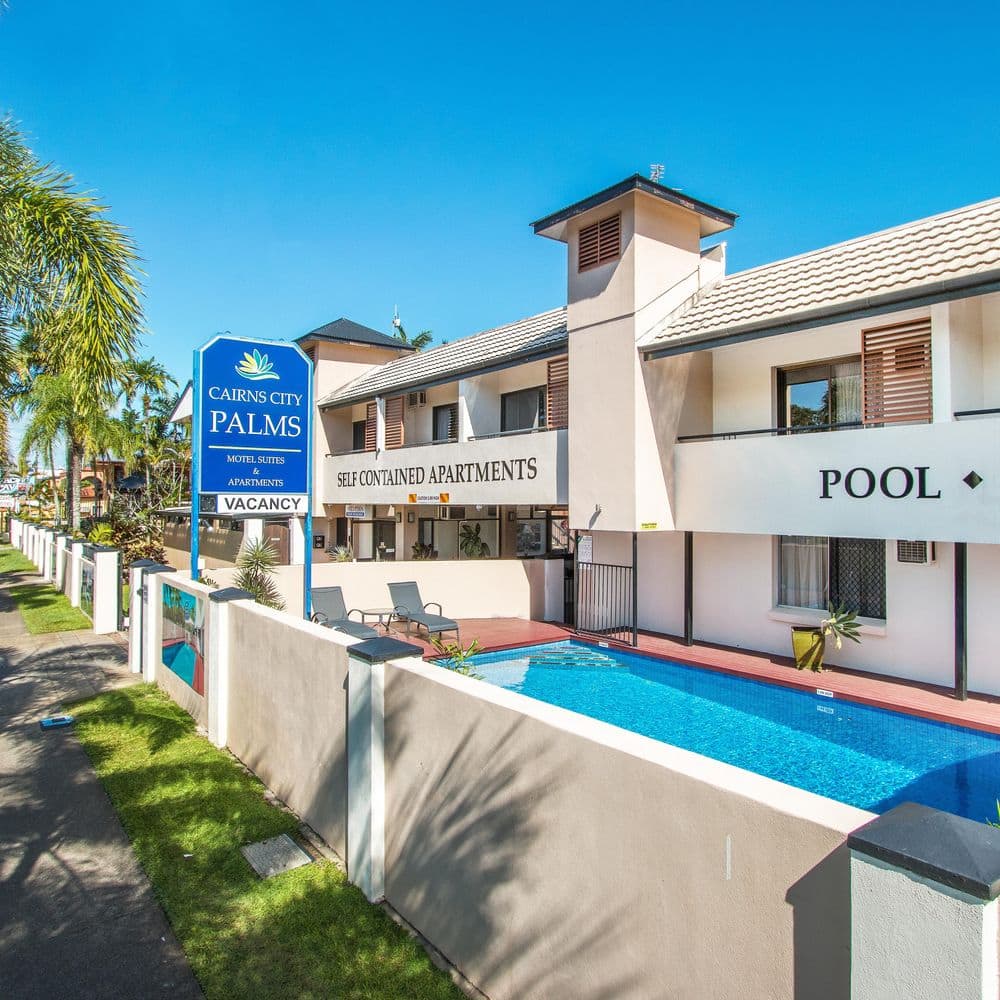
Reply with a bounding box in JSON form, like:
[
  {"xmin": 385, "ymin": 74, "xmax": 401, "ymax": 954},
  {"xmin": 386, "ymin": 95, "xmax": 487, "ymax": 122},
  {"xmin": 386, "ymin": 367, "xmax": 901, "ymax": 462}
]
[
  {"xmin": 383, "ymin": 656, "xmax": 873, "ymax": 1000},
  {"xmin": 226, "ymin": 601, "xmax": 353, "ymax": 857},
  {"xmin": 209, "ymin": 557, "xmax": 561, "ymax": 621}
]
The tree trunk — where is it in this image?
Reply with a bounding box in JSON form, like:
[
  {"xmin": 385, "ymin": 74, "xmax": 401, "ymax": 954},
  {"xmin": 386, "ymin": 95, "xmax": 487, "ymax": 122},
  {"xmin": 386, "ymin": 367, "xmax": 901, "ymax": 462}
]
[
  {"xmin": 64, "ymin": 440, "xmax": 75, "ymax": 530},
  {"xmin": 69, "ymin": 438, "xmax": 84, "ymax": 531},
  {"xmin": 48, "ymin": 443, "xmax": 61, "ymax": 526}
]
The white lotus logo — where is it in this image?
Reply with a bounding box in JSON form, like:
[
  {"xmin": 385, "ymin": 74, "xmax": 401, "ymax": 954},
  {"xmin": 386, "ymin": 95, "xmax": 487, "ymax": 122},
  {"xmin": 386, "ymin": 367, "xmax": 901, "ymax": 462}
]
[{"xmin": 235, "ymin": 349, "xmax": 279, "ymax": 381}]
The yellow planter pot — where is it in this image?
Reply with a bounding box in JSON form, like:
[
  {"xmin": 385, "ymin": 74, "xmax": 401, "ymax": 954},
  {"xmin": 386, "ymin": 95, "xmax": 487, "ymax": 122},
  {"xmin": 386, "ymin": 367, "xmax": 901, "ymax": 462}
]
[{"xmin": 791, "ymin": 626, "xmax": 826, "ymax": 671}]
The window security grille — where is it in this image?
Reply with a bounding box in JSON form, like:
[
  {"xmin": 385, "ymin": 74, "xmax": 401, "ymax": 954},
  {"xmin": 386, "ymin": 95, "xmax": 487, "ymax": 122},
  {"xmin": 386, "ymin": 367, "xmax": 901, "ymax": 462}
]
[
  {"xmin": 897, "ymin": 540, "xmax": 935, "ymax": 564},
  {"xmin": 578, "ymin": 213, "xmax": 621, "ymax": 271},
  {"xmin": 830, "ymin": 538, "xmax": 886, "ymax": 619}
]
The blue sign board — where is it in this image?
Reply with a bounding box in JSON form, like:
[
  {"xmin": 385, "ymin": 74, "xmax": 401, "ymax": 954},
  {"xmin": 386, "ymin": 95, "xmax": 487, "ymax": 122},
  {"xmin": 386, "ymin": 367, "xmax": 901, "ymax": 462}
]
[
  {"xmin": 194, "ymin": 336, "xmax": 313, "ymax": 515},
  {"xmin": 191, "ymin": 335, "xmax": 314, "ymax": 609}
]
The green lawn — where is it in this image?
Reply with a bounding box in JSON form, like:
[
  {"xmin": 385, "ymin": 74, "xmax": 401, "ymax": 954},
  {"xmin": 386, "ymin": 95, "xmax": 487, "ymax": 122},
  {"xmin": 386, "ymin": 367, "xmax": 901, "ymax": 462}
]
[
  {"xmin": 0, "ymin": 545, "xmax": 37, "ymax": 575},
  {"xmin": 0, "ymin": 544, "xmax": 93, "ymax": 633},
  {"xmin": 71, "ymin": 684, "xmax": 462, "ymax": 1000}
]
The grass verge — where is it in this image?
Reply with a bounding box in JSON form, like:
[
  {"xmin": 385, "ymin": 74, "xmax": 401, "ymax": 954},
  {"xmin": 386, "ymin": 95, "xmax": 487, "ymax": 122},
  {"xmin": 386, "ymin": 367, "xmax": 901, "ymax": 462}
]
[
  {"xmin": 72, "ymin": 684, "xmax": 463, "ymax": 1000},
  {"xmin": 0, "ymin": 545, "xmax": 38, "ymax": 575},
  {"xmin": 0, "ymin": 545, "xmax": 93, "ymax": 634}
]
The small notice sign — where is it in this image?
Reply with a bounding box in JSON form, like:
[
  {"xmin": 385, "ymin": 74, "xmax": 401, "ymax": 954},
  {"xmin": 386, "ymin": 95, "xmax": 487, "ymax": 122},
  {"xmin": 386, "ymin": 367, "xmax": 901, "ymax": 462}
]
[
  {"xmin": 345, "ymin": 505, "xmax": 368, "ymax": 519},
  {"xmin": 577, "ymin": 535, "xmax": 593, "ymax": 564},
  {"xmin": 640, "ymin": 522, "xmax": 658, "ymax": 530},
  {"xmin": 407, "ymin": 493, "xmax": 450, "ymax": 504},
  {"xmin": 216, "ymin": 494, "xmax": 307, "ymax": 514}
]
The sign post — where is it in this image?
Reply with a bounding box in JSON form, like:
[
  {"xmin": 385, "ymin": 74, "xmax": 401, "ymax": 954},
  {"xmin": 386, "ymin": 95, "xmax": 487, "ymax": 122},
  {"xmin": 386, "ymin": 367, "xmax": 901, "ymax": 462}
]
[{"xmin": 191, "ymin": 336, "xmax": 314, "ymax": 617}]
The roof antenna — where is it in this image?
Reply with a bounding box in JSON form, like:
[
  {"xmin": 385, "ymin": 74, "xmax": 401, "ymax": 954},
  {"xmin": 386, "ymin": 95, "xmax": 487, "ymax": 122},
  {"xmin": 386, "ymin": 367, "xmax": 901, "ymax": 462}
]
[
  {"xmin": 649, "ymin": 164, "xmax": 665, "ymax": 183},
  {"xmin": 392, "ymin": 305, "xmax": 402, "ymax": 330}
]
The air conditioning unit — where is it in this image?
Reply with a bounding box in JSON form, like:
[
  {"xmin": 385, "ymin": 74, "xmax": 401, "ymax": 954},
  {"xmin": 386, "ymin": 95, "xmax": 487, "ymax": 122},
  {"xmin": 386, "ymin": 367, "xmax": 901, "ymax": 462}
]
[
  {"xmin": 897, "ymin": 540, "xmax": 936, "ymax": 564},
  {"xmin": 407, "ymin": 391, "xmax": 427, "ymax": 407}
]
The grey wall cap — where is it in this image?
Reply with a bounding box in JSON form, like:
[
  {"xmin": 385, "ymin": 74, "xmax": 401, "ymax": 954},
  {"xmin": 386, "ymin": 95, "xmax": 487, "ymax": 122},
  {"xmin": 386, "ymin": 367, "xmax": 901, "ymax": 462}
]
[
  {"xmin": 130, "ymin": 558, "xmax": 157, "ymax": 569},
  {"xmin": 143, "ymin": 564, "xmax": 176, "ymax": 575},
  {"xmin": 347, "ymin": 636, "xmax": 425, "ymax": 664},
  {"xmin": 209, "ymin": 587, "xmax": 255, "ymax": 604},
  {"xmin": 90, "ymin": 544, "xmax": 117, "ymax": 553},
  {"xmin": 848, "ymin": 802, "xmax": 1000, "ymax": 900}
]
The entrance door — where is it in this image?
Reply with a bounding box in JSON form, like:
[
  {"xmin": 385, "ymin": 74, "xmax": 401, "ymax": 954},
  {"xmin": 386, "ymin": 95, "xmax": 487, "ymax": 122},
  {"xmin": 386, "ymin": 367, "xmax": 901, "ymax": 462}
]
[
  {"xmin": 263, "ymin": 521, "xmax": 290, "ymax": 563},
  {"xmin": 372, "ymin": 521, "xmax": 396, "ymax": 561}
]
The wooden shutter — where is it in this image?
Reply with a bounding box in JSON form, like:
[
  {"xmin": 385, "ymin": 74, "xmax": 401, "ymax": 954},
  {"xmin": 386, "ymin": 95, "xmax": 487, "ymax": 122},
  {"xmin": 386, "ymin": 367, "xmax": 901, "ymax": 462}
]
[
  {"xmin": 578, "ymin": 213, "xmax": 621, "ymax": 272},
  {"xmin": 547, "ymin": 356, "xmax": 569, "ymax": 429},
  {"xmin": 364, "ymin": 402, "xmax": 377, "ymax": 451},
  {"xmin": 444, "ymin": 403, "xmax": 458, "ymax": 441},
  {"xmin": 862, "ymin": 318, "xmax": 932, "ymax": 425},
  {"xmin": 385, "ymin": 395, "xmax": 405, "ymax": 449}
]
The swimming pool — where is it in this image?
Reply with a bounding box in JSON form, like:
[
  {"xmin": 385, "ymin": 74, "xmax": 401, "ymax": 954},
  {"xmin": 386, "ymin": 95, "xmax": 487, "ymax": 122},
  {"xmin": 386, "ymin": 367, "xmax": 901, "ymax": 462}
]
[{"xmin": 465, "ymin": 640, "xmax": 1000, "ymax": 824}]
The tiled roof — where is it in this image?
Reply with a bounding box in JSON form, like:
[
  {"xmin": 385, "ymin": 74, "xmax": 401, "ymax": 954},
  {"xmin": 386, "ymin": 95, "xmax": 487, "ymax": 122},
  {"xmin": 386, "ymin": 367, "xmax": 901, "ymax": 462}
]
[
  {"xmin": 297, "ymin": 317, "xmax": 414, "ymax": 351},
  {"xmin": 320, "ymin": 307, "xmax": 567, "ymax": 407},
  {"xmin": 642, "ymin": 197, "xmax": 1000, "ymax": 351}
]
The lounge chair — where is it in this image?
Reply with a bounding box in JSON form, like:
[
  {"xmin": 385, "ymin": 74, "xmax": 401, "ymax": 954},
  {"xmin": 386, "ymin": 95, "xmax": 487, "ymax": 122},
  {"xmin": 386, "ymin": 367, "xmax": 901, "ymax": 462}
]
[
  {"xmin": 310, "ymin": 586, "xmax": 379, "ymax": 640},
  {"xmin": 388, "ymin": 581, "xmax": 460, "ymax": 642}
]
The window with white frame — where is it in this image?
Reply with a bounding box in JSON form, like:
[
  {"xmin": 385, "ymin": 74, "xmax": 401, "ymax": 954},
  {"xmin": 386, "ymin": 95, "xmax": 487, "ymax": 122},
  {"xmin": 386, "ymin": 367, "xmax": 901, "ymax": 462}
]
[{"xmin": 778, "ymin": 535, "xmax": 886, "ymax": 619}]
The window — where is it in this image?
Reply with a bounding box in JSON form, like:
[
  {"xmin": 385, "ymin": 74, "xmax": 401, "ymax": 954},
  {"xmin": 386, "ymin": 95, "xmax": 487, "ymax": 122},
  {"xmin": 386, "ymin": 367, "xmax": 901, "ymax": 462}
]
[
  {"xmin": 432, "ymin": 403, "xmax": 458, "ymax": 442},
  {"xmin": 778, "ymin": 535, "xmax": 886, "ymax": 619},
  {"xmin": 777, "ymin": 358, "xmax": 861, "ymax": 432},
  {"xmin": 501, "ymin": 386, "xmax": 546, "ymax": 433},
  {"xmin": 352, "ymin": 420, "xmax": 366, "ymax": 451},
  {"xmin": 578, "ymin": 213, "xmax": 621, "ymax": 272}
]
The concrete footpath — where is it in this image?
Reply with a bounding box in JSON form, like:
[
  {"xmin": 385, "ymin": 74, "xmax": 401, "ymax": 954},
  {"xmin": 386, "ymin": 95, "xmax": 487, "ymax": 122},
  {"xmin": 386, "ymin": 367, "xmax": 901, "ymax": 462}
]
[{"xmin": 0, "ymin": 567, "xmax": 202, "ymax": 999}]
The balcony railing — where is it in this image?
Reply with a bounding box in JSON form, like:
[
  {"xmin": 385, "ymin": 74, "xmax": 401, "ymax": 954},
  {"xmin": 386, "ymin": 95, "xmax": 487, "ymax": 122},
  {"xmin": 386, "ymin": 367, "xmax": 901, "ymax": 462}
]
[
  {"xmin": 677, "ymin": 421, "xmax": 863, "ymax": 443},
  {"xmin": 470, "ymin": 426, "xmax": 561, "ymax": 441},
  {"xmin": 328, "ymin": 424, "xmax": 564, "ymax": 455},
  {"xmin": 954, "ymin": 408, "xmax": 1000, "ymax": 420}
]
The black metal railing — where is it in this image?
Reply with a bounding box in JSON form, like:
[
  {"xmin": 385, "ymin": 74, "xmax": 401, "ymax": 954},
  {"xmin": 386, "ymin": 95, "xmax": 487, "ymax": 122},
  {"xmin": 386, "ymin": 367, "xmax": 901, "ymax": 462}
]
[
  {"xmin": 954, "ymin": 408, "xmax": 1000, "ymax": 419},
  {"xmin": 678, "ymin": 421, "xmax": 863, "ymax": 443},
  {"xmin": 470, "ymin": 426, "xmax": 562, "ymax": 441},
  {"xmin": 576, "ymin": 562, "xmax": 636, "ymax": 646}
]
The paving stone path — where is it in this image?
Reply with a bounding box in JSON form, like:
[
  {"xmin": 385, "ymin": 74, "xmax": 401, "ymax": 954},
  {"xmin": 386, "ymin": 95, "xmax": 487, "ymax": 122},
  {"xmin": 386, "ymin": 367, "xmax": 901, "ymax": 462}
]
[{"xmin": 0, "ymin": 566, "xmax": 202, "ymax": 999}]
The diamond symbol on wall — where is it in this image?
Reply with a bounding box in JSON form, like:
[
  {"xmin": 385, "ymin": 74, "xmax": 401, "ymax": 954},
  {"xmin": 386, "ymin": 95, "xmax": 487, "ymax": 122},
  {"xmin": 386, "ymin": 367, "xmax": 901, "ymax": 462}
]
[{"xmin": 963, "ymin": 471, "xmax": 984, "ymax": 490}]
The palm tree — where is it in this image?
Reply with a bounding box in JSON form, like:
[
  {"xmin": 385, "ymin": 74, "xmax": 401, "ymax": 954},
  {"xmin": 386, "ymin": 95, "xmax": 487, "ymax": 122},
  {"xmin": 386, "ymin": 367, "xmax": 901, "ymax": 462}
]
[
  {"xmin": 16, "ymin": 372, "xmax": 72, "ymax": 525},
  {"xmin": 120, "ymin": 357, "xmax": 176, "ymax": 492},
  {"xmin": 1, "ymin": 118, "xmax": 144, "ymax": 521}
]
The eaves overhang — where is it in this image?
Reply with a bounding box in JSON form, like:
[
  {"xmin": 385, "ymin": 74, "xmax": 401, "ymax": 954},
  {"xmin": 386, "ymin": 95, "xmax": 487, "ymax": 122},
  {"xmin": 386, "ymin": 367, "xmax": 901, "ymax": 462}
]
[
  {"xmin": 641, "ymin": 269, "xmax": 1000, "ymax": 360},
  {"xmin": 319, "ymin": 338, "xmax": 569, "ymax": 411},
  {"xmin": 532, "ymin": 174, "xmax": 737, "ymax": 241}
]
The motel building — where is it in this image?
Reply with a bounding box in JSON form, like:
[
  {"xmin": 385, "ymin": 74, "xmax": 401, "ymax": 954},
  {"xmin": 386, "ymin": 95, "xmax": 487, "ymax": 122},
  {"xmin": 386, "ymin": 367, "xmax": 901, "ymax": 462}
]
[{"xmin": 174, "ymin": 174, "xmax": 1000, "ymax": 695}]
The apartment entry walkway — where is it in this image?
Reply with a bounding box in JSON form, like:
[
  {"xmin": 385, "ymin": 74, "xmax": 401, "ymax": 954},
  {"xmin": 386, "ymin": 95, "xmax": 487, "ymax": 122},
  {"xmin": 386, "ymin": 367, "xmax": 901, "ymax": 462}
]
[
  {"xmin": 438, "ymin": 618, "xmax": 1000, "ymax": 736},
  {"xmin": 0, "ymin": 570, "xmax": 201, "ymax": 999}
]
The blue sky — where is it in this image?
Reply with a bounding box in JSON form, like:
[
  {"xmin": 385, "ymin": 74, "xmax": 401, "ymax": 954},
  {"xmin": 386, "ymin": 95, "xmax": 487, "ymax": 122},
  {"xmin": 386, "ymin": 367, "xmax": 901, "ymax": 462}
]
[{"xmin": 2, "ymin": 0, "xmax": 999, "ymax": 402}]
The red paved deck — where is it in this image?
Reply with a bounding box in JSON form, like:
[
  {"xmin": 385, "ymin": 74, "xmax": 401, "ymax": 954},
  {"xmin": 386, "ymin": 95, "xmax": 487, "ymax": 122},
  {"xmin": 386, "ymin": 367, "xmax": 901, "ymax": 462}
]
[{"xmin": 394, "ymin": 617, "xmax": 1000, "ymax": 736}]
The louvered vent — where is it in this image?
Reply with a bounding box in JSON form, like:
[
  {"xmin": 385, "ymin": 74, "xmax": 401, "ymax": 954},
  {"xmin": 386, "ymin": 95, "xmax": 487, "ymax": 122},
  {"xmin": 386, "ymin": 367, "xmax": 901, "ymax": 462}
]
[
  {"xmin": 385, "ymin": 395, "xmax": 405, "ymax": 449},
  {"xmin": 897, "ymin": 540, "xmax": 935, "ymax": 564},
  {"xmin": 303, "ymin": 345, "xmax": 317, "ymax": 363},
  {"xmin": 364, "ymin": 402, "xmax": 377, "ymax": 452},
  {"xmin": 862, "ymin": 319, "xmax": 932, "ymax": 425},
  {"xmin": 578, "ymin": 213, "xmax": 621, "ymax": 272},
  {"xmin": 547, "ymin": 356, "xmax": 569, "ymax": 429}
]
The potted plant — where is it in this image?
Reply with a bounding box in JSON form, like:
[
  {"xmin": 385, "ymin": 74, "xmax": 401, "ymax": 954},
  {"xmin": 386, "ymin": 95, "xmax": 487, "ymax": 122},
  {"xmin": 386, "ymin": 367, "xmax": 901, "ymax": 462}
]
[{"xmin": 791, "ymin": 604, "xmax": 862, "ymax": 671}]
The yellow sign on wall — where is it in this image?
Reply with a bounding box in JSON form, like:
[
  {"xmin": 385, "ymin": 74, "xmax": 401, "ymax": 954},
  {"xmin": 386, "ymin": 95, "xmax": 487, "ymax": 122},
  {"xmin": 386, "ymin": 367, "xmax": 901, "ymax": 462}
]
[{"xmin": 640, "ymin": 522, "xmax": 658, "ymax": 530}]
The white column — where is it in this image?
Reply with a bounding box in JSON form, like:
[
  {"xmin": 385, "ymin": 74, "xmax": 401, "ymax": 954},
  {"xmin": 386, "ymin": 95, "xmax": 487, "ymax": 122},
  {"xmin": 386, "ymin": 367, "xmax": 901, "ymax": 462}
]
[
  {"xmin": 289, "ymin": 516, "xmax": 306, "ymax": 565},
  {"xmin": 68, "ymin": 541, "xmax": 84, "ymax": 607},
  {"xmin": 128, "ymin": 561, "xmax": 156, "ymax": 674},
  {"xmin": 142, "ymin": 567, "xmax": 174, "ymax": 684},
  {"xmin": 930, "ymin": 302, "xmax": 954, "ymax": 423},
  {"xmin": 375, "ymin": 396, "xmax": 386, "ymax": 452},
  {"xmin": 91, "ymin": 547, "xmax": 120, "ymax": 634},
  {"xmin": 347, "ymin": 653, "xmax": 385, "ymax": 902},
  {"xmin": 850, "ymin": 803, "xmax": 1000, "ymax": 1000},
  {"xmin": 243, "ymin": 518, "xmax": 264, "ymax": 545},
  {"xmin": 40, "ymin": 530, "xmax": 53, "ymax": 582},
  {"xmin": 54, "ymin": 534, "xmax": 68, "ymax": 590},
  {"xmin": 206, "ymin": 587, "xmax": 251, "ymax": 747}
]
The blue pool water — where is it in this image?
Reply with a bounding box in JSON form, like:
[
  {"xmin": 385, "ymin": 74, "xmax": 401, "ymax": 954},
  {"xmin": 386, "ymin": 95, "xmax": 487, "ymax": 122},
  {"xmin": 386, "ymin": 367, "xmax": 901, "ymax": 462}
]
[{"xmin": 467, "ymin": 640, "xmax": 1000, "ymax": 823}]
